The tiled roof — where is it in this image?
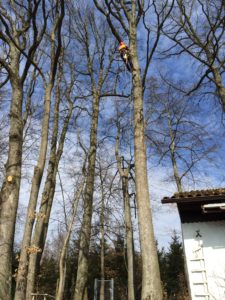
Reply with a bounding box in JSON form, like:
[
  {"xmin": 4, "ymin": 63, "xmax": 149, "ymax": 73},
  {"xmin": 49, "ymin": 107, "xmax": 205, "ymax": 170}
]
[
  {"xmin": 162, "ymin": 188, "xmax": 225, "ymax": 223},
  {"xmin": 162, "ymin": 188, "xmax": 225, "ymax": 202}
]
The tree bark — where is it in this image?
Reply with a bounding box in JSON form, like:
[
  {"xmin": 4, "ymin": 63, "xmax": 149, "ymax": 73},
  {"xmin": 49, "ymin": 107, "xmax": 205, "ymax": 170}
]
[
  {"xmin": 211, "ymin": 66, "xmax": 225, "ymax": 111},
  {"xmin": 115, "ymin": 132, "xmax": 135, "ymax": 300},
  {"xmin": 122, "ymin": 175, "xmax": 135, "ymax": 300},
  {"xmin": 129, "ymin": 19, "xmax": 163, "ymax": 300},
  {"xmin": 0, "ymin": 71, "xmax": 23, "ymax": 300},
  {"xmin": 170, "ymin": 144, "xmax": 182, "ymax": 193},
  {"xmin": 205, "ymin": 50, "xmax": 225, "ymax": 111},
  {"xmin": 73, "ymin": 93, "xmax": 100, "ymax": 300},
  {"xmin": 168, "ymin": 119, "xmax": 183, "ymax": 193},
  {"xmin": 100, "ymin": 184, "xmax": 105, "ymax": 300}
]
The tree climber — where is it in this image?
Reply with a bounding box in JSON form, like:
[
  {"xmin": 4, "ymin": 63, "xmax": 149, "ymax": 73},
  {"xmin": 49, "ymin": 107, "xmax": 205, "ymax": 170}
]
[{"xmin": 118, "ymin": 41, "xmax": 133, "ymax": 72}]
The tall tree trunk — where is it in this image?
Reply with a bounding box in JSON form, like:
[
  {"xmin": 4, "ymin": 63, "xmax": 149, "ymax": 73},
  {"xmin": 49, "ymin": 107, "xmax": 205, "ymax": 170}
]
[
  {"xmin": 0, "ymin": 73, "xmax": 23, "ymax": 300},
  {"xmin": 26, "ymin": 95, "xmax": 73, "ymax": 297},
  {"xmin": 26, "ymin": 178, "xmax": 57, "ymax": 297},
  {"xmin": 170, "ymin": 146, "xmax": 183, "ymax": 193},
  {"xmin": 115, "ymin": 132, "xmax": 135, "ymax": 300},
  {"xmin": 15, "ymin": 83, "xmax": 53, "ymax": 300},
  {"xmin": 56, "ymin": 178, "xmax": 84, "ymax": 300},
  {"xmin": 73, "ymin": 93, "xmax": 100, "ymax": 300},
  {"xmin": 122, "ymin": 175, "xmax": 135, "ymax": 300},
  {"xmin": 130, "ymin": 20, "xmax": 163, "ymax": 299},
  {"xmin": 168, "ymin": 120, "xmax": 183, "ymax": 193},
  {"xmin": 100, "ymin": 188, "xmax": 105, "ymax": 300}
]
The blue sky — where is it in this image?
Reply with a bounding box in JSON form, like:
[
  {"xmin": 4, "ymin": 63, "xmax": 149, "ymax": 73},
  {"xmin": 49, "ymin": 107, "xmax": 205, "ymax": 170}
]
[{"xmin": 3, "ymin": 0, "xmax": 225, "ymax": 253}]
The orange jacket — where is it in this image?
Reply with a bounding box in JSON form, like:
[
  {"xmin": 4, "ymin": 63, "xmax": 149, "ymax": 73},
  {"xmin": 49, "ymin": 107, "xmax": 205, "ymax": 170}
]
[{"xmin": 118, "ymin": 41, "xmax": 128, "ymax": 51}]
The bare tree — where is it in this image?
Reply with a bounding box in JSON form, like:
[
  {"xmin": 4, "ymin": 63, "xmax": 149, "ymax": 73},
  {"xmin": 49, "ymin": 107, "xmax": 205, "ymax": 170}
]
[
  {"xmin": 15, "ymin": 2, "xmax": 65, "ymax": 299},
  {"xmin": 145, "ymin": 78, "xmax": 217, "ymax": 192},
  {"xmin": 25, "ymin": 56, "xmax": 78, "ymax": 298},
  {"xmin": 56, "ymin": 174, "xmax": 86, "ymax": 300},
  {"xmin": 68, "ymin": 4, "xmax": 117, "ymax": 299},
  {"xmin": 93, "ymin": 155, "xmax": 120, "ymax": 300},
  {"xmin": 0, "ymin": 2, "xmax": 47, "ymax": 298},
  {"xmin": 93, "ymin": 1, "xmax": 173, "ymax": 298},
  {"xmin": 162, "ymin": 0, "xmax": 225, "ymax": 109}
]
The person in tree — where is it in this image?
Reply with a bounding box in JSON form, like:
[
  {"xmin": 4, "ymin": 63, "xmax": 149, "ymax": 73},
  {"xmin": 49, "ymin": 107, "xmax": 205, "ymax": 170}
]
[{"xmin": 118, "ymin": 41, "xmax": 133, "ymax": 72}]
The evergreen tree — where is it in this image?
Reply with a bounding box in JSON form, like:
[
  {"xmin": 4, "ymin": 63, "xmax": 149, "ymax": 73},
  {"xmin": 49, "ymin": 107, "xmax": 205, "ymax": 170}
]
[{"xmin": 158, "ymin": 233, "xmax": 189, "ymax": 299}]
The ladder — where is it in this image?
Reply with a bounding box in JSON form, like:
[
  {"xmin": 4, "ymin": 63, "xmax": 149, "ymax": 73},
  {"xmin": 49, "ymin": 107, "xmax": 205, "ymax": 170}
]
[{"xmin": 190, "ymin": 240, "xmax": 210, "ymax": 299}]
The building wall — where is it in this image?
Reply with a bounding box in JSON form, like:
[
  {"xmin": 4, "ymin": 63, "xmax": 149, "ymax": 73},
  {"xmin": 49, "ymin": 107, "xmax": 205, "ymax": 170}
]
[{"xmin": 182, "ymin": 221, "xmax": 225, "ymax": 300}]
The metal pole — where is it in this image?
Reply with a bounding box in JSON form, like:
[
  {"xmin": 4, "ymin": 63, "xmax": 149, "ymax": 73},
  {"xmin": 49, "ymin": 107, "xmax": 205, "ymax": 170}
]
[
  {"xmin": 94, "ymin": 278, "xmax": 98, "ymax": 300},
  {"xmin": 110, "ymin": 278, "xmax": 114, "ymax": 300}
]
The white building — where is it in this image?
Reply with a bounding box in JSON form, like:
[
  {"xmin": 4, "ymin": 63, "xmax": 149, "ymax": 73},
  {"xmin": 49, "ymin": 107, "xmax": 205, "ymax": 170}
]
[{"xmin": 162, "ymin": 189, "xmax": 225, "ymax": 300}]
